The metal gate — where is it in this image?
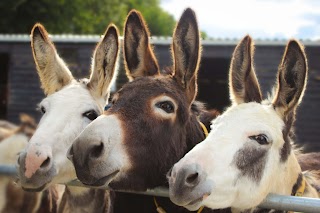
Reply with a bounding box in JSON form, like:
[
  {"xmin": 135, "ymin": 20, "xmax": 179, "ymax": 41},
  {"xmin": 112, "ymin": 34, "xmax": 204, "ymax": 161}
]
[{"xmin": 1, "ymin": 164, "xmax": 319, "ymax": 213}]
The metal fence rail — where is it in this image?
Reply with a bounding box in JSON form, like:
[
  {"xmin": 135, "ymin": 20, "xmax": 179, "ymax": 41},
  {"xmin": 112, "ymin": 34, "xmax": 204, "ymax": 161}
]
[{"xmin": 1, "ymin": 165, "xmax": 320, "ymax": 213}]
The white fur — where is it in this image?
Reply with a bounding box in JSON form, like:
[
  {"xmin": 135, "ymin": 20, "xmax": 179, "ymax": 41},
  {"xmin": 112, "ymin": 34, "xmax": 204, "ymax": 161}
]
[
  {"xmin": 172, "ymin": 102, "xmax": 312, "ymax": 211},
  {"xmin": 73, "ymin": 114, "xmax": 131, "ymax": 183},
  {"xmin": 29, "ymin": 82, "xmax": 104, "ymax": 184}
]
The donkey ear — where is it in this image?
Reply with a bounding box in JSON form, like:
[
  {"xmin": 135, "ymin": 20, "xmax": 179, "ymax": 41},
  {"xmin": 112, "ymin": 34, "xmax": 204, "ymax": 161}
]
[
  {"xmin": 123, "ymin": 10, "xmax": 159, "ymax": 81},
  {"xmin": 31, "ymin": 23, "xmax": 73, "ymax": 95},
  {"xmin": 88, "ymin": 24, "xmax": 119, "ymax": 101},
  {"xmin": 172, "ymin": 8, "xmax": 201, "ymax": 104},
  {"xmin": 272, "ymin": 40, "xmax": 307, "ymax": 117},
  {"xmin": 229, "ymin": 35, "xmax": 262, "ymax": 105}
]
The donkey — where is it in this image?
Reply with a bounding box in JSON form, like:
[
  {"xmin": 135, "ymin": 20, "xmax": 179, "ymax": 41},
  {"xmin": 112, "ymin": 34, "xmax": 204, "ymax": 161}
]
[
  {"xmin": 68, "ymin": 8, "xmax": 224, "ymax": 213},
  {"xmin": 167, "ymin": 35, "xmax": 320, "ymax": 212},
  {"xmin": 0, "ymin": 120, "xmax": 18, "ymax": 141},
  {"xmin": 0, "ymin": 113, "xmax": 62, "ymax": 213},
  {"xmin": 16, "ymin": 23, "xmax": 119, "ymax": 212}
]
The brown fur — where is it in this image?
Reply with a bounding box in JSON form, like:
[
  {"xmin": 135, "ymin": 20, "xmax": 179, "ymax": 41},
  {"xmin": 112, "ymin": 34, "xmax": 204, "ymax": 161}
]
[
  {"xmin": 68, "ymin": 8, "xmax": 222, "ymax": 213},
  {"xmin": 233, "ymin": 143, "xmax": 268, "ymax": 182},
  {"xmin": 105, "ymin": 8, "xmax": 219, "ymax": 212},
  {"xmin": 298, "ymin": 152, "xmax": 320, "ymax": 171},
  {"xmin": 229, "ymin": 35, "xmax": 262, "ymax": 104},
  {"xmin": 123, "ymin": 9, "xmax": 160, "ymax": 80},
  {"xmin": 4, "ymin": 182, "xmax": 63, "ymax": 213},
  {"xmin": 58, "ymin": 188, "xmax": 113, "ymax": 213},
  {"xmin": 272, "ymin": 40, "xmax": 308, "ymax": 162},
  {"xmin": 107, "ymin": 8, "xmax": 206, "ymax": 192}
]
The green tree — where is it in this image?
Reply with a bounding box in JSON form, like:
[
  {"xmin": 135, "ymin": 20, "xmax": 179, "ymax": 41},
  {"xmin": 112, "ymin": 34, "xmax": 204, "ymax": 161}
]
[
  {"xmin": 124, "ymin": 0, "xmax": 175, "ymax": 35},
  {"xmin": 0, "ymin": 0, "xmax": 176, "ymax": 35}
]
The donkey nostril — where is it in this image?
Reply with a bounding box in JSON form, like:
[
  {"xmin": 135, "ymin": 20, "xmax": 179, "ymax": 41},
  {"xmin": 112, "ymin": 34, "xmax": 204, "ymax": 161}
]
[
  {"xmin": 40, "ymin": 157, "xmax": 51, "ymax": 169},
  {"xmin": 167, "ymin": 167, "xmax": 174, "ymax": 179},
  {"xmin": 186, "ymin": 172, "xmax": 199, "ymax": 186},
  {"xmin": 67, "ymin": 146, "xmax": 74, "ymax": 161},
  {"xmin": 90, "ymin": 142, "xmax": 104, "ymax": 159},
  {"xmin": 17, "ymin": 155, "xmax": 21, "ymax": 165}
]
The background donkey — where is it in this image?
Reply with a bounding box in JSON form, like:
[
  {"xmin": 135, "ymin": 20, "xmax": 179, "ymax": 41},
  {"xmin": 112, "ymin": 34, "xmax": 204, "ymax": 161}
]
[
  {"xmin": 168, "ymin": 35, "xmax": 320, "ymax": 212},
  {"xmin": 0, "ymin": 120, "xmax": 18, "ymax": 141},
  {"xmin": 16, "ymin": 23, "xmax": 119, "ymax": 212},
  {"xmin": 68, "ymin": 8, "xmax": 223, "ymax": 213},
  {"xmin": 0, "ymin": 114, "xmax": 62, "ymax": 213}
]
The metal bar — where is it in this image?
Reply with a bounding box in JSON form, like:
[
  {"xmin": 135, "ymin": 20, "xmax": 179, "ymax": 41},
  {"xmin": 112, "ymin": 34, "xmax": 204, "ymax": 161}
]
[
  {"xmin": 1, "ymin": 165, "xmax": 320, "ymax": 212},
  {"xmin": 0, "ymin": 164, "xmax": 17, "ymax": 177},
  {"xmin": 259, "ymin": 193, "xmax": 320, "ymax": 212}
]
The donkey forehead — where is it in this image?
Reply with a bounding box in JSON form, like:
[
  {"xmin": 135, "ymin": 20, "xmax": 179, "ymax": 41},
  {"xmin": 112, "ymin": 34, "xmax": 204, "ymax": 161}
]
[
  {"xmin": 41, "ymin": 82, "xmax": 100, "ymax": 110},
  {"xmin": 116, "ymin": 76, "xmax": 186, "ymax": 103},
  {"xmin": 212, "ymin": 102, "xmax": 284, "ymax": 135}
]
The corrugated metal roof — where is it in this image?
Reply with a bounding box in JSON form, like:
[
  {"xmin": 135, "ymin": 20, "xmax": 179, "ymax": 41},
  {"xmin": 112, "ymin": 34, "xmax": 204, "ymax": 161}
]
[{"xmin": 1, "ymin": 34, "xmax": 320, "ymax": 46}]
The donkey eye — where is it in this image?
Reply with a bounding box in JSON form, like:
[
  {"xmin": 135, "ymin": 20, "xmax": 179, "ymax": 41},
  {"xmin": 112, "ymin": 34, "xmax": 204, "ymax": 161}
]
[
  {"xmin": 249, "ymin": 134, "xmax": 269, "ymax": 145},
  {"xmin": 156, "ymin": 101, "xmax": 174, "ymax": 113},
  {"xmin": 83, "ymin": 110, "xmax": 98, "ymax": 121},
  {"xmin": 40, "ymin": 106, "xmax": 46, "ymax": 114}
]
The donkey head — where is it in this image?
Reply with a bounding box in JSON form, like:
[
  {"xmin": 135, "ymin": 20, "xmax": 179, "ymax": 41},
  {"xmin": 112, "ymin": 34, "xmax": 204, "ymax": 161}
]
[
  {"xmin": 68, "ymin": 8, "xmax": 204, "ymax": 190},
  {"xmin": 17, "ymin": 23, "xmax": 119, "ymax": 191},
  {"xmin": 168, "ymin": 36, "xmax": 309, "ymax": 211}
]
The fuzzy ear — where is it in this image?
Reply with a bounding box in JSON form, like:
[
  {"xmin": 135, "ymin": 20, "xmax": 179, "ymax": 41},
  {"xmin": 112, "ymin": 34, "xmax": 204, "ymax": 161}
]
[
  {"xmin": 123, "ymin": 9, "xmax": 160, "ymax": 81},
  {"xmin": 272, "ymin": 40, "xmax": 308, "ymax": 117},
  {"xmin": 229, "ymin": 35, "xmax": 262, "ymax": 105},
  {"xmin": 172, "ymin": 8, "xmax": 201, "ymax": 104},
  {"xmin": 88, "ymin": 24, "xmax": 119, "ymax": 101},
  {"xmin": 31, "ymin": 23, "xmax": 73, "ymax": 95}
]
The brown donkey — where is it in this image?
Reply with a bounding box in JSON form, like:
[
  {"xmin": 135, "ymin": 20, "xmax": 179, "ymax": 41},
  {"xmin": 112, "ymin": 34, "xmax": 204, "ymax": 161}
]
[{"xmin": 68, "ymin": 8, "xmax": 222, "ymax": 212}]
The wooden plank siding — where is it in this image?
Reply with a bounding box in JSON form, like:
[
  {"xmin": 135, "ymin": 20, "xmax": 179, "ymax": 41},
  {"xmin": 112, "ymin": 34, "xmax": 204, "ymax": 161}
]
[{"xmin": 0, "ymin": 39, "xmax": 319, "ymax": 151}]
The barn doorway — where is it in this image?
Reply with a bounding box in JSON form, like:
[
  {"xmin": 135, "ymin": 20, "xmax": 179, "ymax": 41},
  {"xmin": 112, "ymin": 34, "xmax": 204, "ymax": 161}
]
[
  {"xmin": 0, "ymin": 53, "xmax": 9, "ymax": 119},
  {"xmin": 197, "ymin": 57, "xmax": 231, "ymax": 112}
]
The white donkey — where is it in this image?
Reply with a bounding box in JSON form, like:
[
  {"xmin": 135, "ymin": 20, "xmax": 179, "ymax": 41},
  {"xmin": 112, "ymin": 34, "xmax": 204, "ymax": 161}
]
[
  {"xmin": 168, "ymin": 36, "xmax": 319, "ymax": 212},
  {"xmin": 17, "ymin": 23, "xmax": 119, "ymax": 212}
]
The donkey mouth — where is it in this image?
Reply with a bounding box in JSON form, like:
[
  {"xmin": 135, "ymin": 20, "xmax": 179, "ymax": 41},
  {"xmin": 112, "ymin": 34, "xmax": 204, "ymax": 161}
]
[
  {"xmin": 22, "ymin": 183, "xmax": 48, "ymax": 192},
  {"xmin": 84, "ymin": 170, "xmax": 119, "ymax": 187},
  {"xmin": 185, "ymin": 192, "xmax": 210, "ymax": 209}
]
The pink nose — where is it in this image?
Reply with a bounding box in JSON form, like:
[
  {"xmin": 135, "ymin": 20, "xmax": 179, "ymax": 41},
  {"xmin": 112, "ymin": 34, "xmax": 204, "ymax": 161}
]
[{"xmin": 24, "ymin": 143, "xmax": 52, "ymax": 178}]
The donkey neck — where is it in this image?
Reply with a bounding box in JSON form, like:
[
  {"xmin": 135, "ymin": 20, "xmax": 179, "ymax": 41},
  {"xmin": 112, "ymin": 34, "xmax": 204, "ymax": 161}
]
[
  {"xmin": 185, "ymin": 113, "xmax": 211, "ymax": 152},
  {"xmin": 59, "ymin": 186, "xmax": 112, "ymax": 213},
  {"xmin": 232, "ymin": 154, "xmax": 319, "ymax": 213}
]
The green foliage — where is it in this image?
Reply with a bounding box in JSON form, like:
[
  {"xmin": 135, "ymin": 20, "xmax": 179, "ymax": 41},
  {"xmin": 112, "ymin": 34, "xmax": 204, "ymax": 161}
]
[
  {"xmin": 201, "ymin": 31, "xmax": 208, "ymax": 39},
  {"xmin": 125, "ymin": 0, "xmax": 175, "ymax": 35},
  {"xmin": 0, "ymin": 0, "xmax": 175, "ymax": 35}
]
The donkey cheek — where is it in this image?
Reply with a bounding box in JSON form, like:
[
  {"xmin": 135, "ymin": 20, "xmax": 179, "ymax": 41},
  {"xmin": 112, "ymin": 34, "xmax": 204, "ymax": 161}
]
[{"xmin": 233, "ymin": 146, "xmax": 268, "ymax": 182}]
